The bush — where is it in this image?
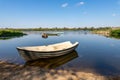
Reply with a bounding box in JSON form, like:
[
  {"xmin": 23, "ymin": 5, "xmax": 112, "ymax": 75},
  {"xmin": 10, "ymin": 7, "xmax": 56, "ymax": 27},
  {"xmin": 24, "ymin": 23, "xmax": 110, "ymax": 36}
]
[
  {"xmin": 110, "ymin": 29, "xmax": 120, "ymax": 38},
  {"xmin": 0, "ymin": 30, "xmax": 25, "ymax": 37}
]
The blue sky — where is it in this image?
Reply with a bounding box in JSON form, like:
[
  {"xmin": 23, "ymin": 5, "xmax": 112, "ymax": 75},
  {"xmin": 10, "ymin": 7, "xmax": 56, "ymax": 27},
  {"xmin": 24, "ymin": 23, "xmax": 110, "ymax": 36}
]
[{"xmin": 0, "ymin": 0, "xmax": 120, "ymax": 28}]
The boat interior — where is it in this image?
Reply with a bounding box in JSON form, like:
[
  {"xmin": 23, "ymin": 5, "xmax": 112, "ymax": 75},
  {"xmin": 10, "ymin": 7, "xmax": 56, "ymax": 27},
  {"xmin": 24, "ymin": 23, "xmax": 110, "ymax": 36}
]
[{"xmin": 17, "ymin": 41, "xmax": 78, "ymax": 52}]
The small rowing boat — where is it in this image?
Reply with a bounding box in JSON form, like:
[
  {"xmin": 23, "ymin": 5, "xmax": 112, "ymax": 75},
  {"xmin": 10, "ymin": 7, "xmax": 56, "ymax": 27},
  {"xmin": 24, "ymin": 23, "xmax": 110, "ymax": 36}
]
[
  {"xmin": 17, "ymin": 41, "xmax": 79, "ymax": 61},
  {"xmin": 25, "ymin": 51, "xmax": 78, "ymax": 69}
]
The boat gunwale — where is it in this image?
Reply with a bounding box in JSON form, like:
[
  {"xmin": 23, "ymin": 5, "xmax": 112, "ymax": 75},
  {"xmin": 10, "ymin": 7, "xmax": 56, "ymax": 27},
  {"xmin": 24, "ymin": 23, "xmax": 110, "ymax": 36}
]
[{"xmin": 17, "ymin": 42, "xmax": 79, "ymax": 53}]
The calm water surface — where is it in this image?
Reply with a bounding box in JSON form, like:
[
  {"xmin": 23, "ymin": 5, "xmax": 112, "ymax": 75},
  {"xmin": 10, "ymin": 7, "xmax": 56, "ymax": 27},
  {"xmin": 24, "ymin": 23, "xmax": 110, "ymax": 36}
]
[{"xmin": 0, "ymin": 31, "xmax": 120, "ymax": 76}]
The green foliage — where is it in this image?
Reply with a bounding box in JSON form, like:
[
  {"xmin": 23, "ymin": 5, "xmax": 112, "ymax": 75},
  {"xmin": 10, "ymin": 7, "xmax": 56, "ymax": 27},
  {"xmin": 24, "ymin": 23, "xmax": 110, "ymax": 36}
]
[
  {"xmin": 0, "ymin": 30, "xmax": 26, "ymax": 37},
  {"xmin": 110, "ymin": 29, "xmax": 120, "ymax": 38},
  {"xmin": 0, "ymin": 27, "xmax": 113, "ymax": 31}
]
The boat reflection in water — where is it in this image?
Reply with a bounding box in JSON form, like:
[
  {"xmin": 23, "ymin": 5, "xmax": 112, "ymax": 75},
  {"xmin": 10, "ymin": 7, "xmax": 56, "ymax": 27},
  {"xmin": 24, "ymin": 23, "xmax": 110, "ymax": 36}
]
[{"xmin": 25, "ymin": 51, "xmax": 78, "ymax": 69}]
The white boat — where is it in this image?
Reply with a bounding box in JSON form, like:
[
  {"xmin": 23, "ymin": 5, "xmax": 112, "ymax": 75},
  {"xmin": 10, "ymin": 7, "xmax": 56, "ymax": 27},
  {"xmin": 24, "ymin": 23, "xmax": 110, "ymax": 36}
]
[
  {"xmin": 25, "ymin": 51, "xmax": 78, "ymax": 69},
  {"xmin": 17, "ymin": 41, "xmax": 79, "ymax": 61}
]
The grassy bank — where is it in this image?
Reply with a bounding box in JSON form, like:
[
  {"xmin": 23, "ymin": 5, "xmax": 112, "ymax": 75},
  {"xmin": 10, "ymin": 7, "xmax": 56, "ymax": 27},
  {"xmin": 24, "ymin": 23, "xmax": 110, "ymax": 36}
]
[
  {"xmin": 92, "ymin": 30, "xmax": 110, "ymax": 37},
  {"xmin": 110, "ymin": 29, "xmax": 120, "ymax": 38},
  {"xmin": 0, "ymin": 30, "xmax": 26, "ymax": 38},
  {"xmin": 92, "ymin": 28, "xmax": 120, "ymax": 38}
]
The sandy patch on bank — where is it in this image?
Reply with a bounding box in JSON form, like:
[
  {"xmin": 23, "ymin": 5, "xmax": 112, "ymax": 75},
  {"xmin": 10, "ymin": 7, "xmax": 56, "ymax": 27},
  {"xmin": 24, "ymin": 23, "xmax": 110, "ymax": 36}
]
[{"xmin": 0, "ymin": 61, "xmax": 119, "ymax": 80}]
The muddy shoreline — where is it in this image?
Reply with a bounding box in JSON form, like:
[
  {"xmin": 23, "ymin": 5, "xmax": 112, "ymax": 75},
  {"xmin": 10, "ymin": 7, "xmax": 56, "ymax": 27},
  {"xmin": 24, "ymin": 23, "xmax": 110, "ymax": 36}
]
[{"xmin": 0, "ymin": 60, "xmax": 120, "ymax": 80}]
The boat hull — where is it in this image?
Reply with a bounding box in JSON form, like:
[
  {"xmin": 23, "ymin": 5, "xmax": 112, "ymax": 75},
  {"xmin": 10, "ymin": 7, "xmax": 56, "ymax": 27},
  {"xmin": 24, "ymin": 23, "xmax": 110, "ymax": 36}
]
[
  {"xmin": 17, "ymin": 43, "xmax": 78, "ymax": 61},
  {"xmin": 25, "ymin": 51, "xmax": 78, "ymax": 69}
]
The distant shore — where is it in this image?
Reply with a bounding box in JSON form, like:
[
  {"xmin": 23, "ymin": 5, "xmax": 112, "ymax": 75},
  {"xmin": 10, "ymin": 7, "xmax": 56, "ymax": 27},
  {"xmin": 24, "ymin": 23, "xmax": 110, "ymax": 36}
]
[
  {"xmin": 92, "ymin": 28, "xmax": 120, "ymax": 39},
  {"xmin": 1, "ymin": 27, "xmax": 120, "ymax": 39},
  {"xmin": 92, "ymin": 30, "xmax": 110, "ymax": 37},
  {"xmin": 0, "ymin": 27, "xmax": 116, "ymax": 31},
  {"xmin": 0, "ymin": 60, "xmax": 120, "ymax": 80}
]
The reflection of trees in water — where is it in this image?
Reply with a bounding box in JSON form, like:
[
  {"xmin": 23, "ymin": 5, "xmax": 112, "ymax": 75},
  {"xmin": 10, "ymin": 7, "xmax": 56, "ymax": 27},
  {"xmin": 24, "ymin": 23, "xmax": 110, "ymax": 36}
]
[
  {"xmin": 0, "ymin": 35, "xmax": 25, "ymax": 40},
  {"xmin": 102, "ymin": 35, "xmax": 120, "ymax": 40},
  {"xmin": 0, "ymin": 37, "xmax": 12, "ymax": 40},
  {"xmin": 94, "ymin": 59, "xmax": 120, "ymax": 76},
  {"xmin": 108, "ymin": 36, "xmax": 120, "ymax": 39},
  {"xmin": 24, "ymin": 31, "xmax": 90, "ymax": 37},
  {"xmin": 63, "ymin": 31, "xmax": 90, "ymax": 35}
]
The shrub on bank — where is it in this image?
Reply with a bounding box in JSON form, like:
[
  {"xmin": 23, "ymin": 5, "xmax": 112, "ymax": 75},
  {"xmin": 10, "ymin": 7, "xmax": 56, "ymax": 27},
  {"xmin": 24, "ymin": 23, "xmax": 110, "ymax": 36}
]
[
  {"xmin": 0, "ymin": 30, "xmax": 25, "ymax": 37},
  {"xmin": 110, "ymin": 29, "xmax": 120, "ymax": 38}
]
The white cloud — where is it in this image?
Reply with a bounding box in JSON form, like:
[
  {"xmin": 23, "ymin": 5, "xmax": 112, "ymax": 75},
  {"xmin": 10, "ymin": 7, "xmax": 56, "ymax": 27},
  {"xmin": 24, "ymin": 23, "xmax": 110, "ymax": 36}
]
[
  {"xmin": 112, "ymin": 13, "xmax": 116, "ymax": 16},
  {"xmin": 76, "ymin": 2, "xmax": 85, "ymax": 6},
  {"xmin": 61, "ymin": 3, "xmax": 68, "ymax": 8}
]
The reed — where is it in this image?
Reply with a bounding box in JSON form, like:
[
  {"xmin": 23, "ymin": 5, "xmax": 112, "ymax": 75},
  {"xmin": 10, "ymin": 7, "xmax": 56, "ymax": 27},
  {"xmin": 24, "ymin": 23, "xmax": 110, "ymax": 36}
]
[
  {"xmin": 110, "ymin": 29, "xmax": 120, "ymax": 38},
  {"xmin": 0, "ymin": 30, "xmax": 26, "ymax": 37}
]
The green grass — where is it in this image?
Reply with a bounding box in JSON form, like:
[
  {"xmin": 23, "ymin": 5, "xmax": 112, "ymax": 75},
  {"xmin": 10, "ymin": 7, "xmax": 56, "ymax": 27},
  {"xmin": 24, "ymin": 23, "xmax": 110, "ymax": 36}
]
[
  {"xmin": 110, "ymin": 29, "xmax": 120, "ymax": 38},
  {"xmin": 0, "ymin": 30, "xmax": 26, "ymax": 38}
]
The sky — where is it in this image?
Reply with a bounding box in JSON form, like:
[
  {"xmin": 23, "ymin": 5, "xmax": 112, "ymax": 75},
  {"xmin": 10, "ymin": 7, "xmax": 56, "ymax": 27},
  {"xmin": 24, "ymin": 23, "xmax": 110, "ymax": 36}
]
[{"xmin": 0, "ymin": 0, "xmax": 120, "ymax": 28}]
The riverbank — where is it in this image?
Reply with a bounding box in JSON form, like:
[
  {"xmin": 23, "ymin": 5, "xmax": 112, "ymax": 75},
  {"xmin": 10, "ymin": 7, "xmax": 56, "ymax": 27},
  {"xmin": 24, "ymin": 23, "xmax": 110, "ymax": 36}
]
[
  {"xmin": 0, "ymin": 27, "xmax": 112, "ymax": 31},
  {"xmin": 92, "ymin": 30, "xmax": 111, "ymax": 37},
  {"xmin": 0, "ymin": 60, "xmax": 119, "ymax": 80},
  {"xmin": 92, "ymin": 30, "xmax": 110, "ymax": 37},
  {"xmin": 92, "ymin": 28, "xmax": 120, "ymax": 38},
  {"xmin": 110, "ymin": 29, "xmax": 120, "ymax": 38},
  {"xmin": 0, "ymin": 30, "xmax": 26, "ymax": 38}
]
